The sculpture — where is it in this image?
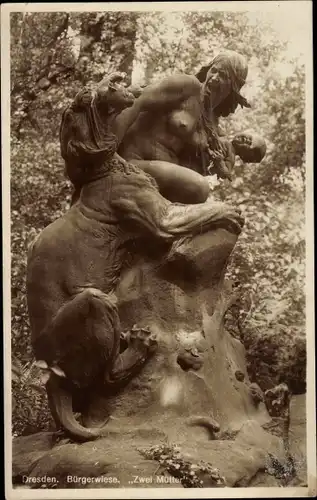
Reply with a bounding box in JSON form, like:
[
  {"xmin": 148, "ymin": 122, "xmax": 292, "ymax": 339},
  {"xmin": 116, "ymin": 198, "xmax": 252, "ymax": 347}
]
[
  {"xmin": 118, "ymin": 51, "xmax": 254, "ymax": 199},
  {"xmin": 27, "ymin": 73, "xmax": 244, "ymax": 442},
  {"xmin": 207, "ymin": 132, "xmax": 267, "ymax": 181},
  {"xmin": 64, "ymin": 51, "xmax": 252, "ymax": 205}
]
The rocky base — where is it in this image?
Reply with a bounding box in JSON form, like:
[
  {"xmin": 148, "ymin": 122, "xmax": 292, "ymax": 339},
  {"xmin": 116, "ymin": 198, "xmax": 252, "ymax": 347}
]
[
  {"xmin": 12, "ymin": 395, "xmax": 306, "ymax": 489},
  {"xmin": 12, "ymin": 229, "xmax": 308, "ymax": 491}
]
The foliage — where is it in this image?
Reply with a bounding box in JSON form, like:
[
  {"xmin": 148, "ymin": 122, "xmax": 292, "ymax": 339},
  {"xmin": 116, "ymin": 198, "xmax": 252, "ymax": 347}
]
[
  {"xmin": 263, "ymin": 65, "xmax": 306, "ymax": 183},
  {"xmin": 139, "ymin": 443, "xmax": 226, "ymax": 487},
  {"xmin": 244, "ymin": 328, "xmax": 306, "ymax": 394},
  {"xmin": 134, "ymin": 11, "xmax": 287, "ymax": 82},
  {"xmin": 266, "ymin": 453, "xmax": 296, "ymax": 486},
  {"xmin": 218, "ymin": 60, "xmax": 306, "ymax": 392},
  {"xmin": 11, "ymin": 136, "xmax": 70, "ymax": 366},
  {"xmin": 12, "ymin": 357, "xmax": 54, "ymax": 436},
  {"xmin": 10, "ymin": 11, "xmax": 306, "ymax": 435},
  {"xmin": 11, "ymin": 11, "xmax": 139, "ymax": 139}
]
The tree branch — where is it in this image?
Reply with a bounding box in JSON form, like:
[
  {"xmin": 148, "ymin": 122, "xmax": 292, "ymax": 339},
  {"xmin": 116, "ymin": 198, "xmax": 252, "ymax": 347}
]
[{"xmin": 46, "ymin": 13, "xmax": 69, "ymax": 48}]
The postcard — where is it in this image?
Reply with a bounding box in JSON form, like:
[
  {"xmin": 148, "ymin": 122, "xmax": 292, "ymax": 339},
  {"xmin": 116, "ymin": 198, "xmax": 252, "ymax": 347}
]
[{"xmin": 2, "ymin": 1, "xmax": 315, "ymax": 498}]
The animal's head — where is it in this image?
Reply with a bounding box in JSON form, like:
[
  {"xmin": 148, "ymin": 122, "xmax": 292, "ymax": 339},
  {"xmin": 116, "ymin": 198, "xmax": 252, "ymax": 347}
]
[
  {"xmin": 232, "ymin": 132, "xmax": 267, "ymax": 163},
  {"xmin": 60, "ymin": 72, "xmax": 135, "ymax": 186},
  {"xmin": 91, "ymin": 72, "xmax": 135, "ymax": 115}
]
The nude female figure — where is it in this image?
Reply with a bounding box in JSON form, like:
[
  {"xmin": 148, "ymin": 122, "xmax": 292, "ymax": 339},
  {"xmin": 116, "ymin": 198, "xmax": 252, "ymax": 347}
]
[
  {"xmin": 117, "ymin": 50, "xmax": 253, "ymax": 204},
  {"xmin": 66, "ymin": 51, "xmax": 252, "ymax": 206}
]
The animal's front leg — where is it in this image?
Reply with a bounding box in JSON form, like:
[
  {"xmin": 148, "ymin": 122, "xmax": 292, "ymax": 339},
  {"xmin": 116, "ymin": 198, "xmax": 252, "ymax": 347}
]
[
  {"xmin": 110, "ymin": 173, "xmax": 244, "ymax": 240},
  {"xmin": 81, "ymin": 326, "xmax": 158, "ymax": 429},
  {"xmin": 161, "ymin": 200, "xmax": 244, "ymax": 236},
  {"xmin": 107, "ymin": 326, "xmax": 158, "ymax": 386}
]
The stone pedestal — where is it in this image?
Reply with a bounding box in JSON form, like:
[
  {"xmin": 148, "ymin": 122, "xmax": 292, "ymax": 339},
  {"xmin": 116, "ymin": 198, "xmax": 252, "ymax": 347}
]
[
  {"xmin": 13, "ymin": 228, "xmax": 297, "ymax": 489},
  {"xmin": 81, "ymin": 228, "xmax": 269, "ymax": 437}
]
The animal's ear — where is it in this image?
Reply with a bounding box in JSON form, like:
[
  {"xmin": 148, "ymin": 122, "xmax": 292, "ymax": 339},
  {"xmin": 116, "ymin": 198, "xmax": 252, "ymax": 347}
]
[{"xmin": 72, "ymin": 88, "xmax": 94, "ymax": 110}]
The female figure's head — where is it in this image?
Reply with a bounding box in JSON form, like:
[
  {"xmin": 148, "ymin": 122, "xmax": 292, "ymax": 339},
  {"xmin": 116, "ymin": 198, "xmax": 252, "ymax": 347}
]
[{"xmin": 196, "ymin": 50, "xmax": 251, "ymax": 118}]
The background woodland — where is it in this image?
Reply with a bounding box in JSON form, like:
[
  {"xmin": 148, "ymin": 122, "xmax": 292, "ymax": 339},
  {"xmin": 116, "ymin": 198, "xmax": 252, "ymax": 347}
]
[{"xmin": 10, "ymin": 11, "xmax": 306, "ymax": 435}]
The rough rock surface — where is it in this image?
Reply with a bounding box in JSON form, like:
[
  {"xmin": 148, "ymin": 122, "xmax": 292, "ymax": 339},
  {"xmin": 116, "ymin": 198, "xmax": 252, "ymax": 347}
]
[
  {"xmin": 12, "ymin": 397, "xmax": 307, "ymax": 489},
  {"xmin": 13, "ymin": 420, "xmax": 285, "ymax": 488},
  {"xmin": 12, "ymin": 228, "xmax": 307, "ymax": 489}
]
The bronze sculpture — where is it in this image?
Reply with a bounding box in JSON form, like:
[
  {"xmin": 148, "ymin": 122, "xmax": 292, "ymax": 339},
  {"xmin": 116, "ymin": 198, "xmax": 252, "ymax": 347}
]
[{"xmin": 27, "ymin": 72, "xmax": 243, "ymax": 441}]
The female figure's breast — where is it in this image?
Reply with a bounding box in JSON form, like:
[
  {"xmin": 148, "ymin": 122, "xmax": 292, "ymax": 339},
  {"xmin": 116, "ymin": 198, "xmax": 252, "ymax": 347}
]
[
  {"xmin": 119, "ymin": 95, "xmax": 202, "ymax": 164},
  {"xmin": 167, "ymin": 95, "xmax": 201, "ymax": 139}
]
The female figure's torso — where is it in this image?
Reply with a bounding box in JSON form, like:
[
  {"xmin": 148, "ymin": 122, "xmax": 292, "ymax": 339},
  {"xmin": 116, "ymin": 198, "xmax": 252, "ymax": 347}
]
[{"xmin": 118, "ymin": 94, "xmax": 209, "ymax": 171}]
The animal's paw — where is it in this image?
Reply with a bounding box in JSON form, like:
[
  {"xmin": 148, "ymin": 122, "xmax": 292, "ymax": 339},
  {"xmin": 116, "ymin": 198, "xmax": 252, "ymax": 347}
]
[
  {"xmin": 210, "ymin": 203, "xmax": 245, "ymax": 234},
  {"xmin": 130, "ymin": 325, "xmax": 158, "ymax": 355},
  {"xmin": 120, "ymin": 329, "xmax": 131, "ymax": 351},
  {"xmin": 223, "ymin": 212, "xmax": 245, "ymax": 234},
  {"xmin": 177, "ymin": 347, "xmax": 204, "ymax": 371}
]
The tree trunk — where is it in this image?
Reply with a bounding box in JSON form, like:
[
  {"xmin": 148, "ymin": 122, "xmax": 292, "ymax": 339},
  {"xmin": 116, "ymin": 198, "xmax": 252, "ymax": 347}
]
[{"xmin": 77, "ymin": 12, "xmax": 139, "ymax": 85}]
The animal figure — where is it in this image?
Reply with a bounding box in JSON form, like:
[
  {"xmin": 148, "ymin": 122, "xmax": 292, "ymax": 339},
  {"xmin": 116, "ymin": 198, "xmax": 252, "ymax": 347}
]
[{"xmin": 27, "ymin": 72, "xmax": 244, "ymax": 442}]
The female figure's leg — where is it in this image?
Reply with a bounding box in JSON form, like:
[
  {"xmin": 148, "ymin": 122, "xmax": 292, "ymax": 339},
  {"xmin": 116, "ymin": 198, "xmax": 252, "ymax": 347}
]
[{"xmin": 131, "ymin": 160, "xmax": 210, "ymax": 204}]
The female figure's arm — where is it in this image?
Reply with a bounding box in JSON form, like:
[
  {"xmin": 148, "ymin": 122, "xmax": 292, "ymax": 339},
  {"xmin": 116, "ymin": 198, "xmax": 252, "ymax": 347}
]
[{"xmin": 113, "ymin": 75, "xmax": 201, "ymax": 144}]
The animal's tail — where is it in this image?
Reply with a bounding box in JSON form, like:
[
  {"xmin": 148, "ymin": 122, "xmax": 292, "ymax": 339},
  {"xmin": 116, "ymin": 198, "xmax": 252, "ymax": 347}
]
[
  {"xmin": 46, "ymin": 374, "xmax": 103, "ymax": 442},
  {"xmin": 186, "ymin": 415, "xmax": 220, "ymax": 439}
]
